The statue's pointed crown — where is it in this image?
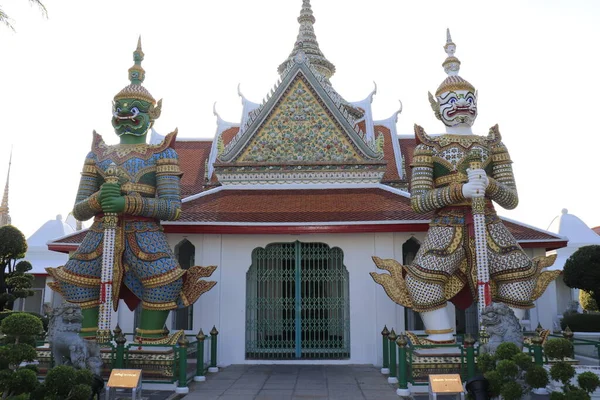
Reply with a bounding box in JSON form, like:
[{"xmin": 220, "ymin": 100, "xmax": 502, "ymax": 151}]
[
  {"xmin": 114, "ymin": 37, "xmax": 156, "ymax": 104},
  {"xmin": 435, "ymin": 29, "xmax": 475, "ymax": 97}
]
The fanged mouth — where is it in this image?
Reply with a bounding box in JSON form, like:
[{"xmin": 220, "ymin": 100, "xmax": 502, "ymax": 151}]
[
  {"xmin": 113, "ymin": 108, "xmax": 140, "ymax": 123},
  {"xmin": 447, "ymin": 107, "xmax": 475, "ymax": 117}
]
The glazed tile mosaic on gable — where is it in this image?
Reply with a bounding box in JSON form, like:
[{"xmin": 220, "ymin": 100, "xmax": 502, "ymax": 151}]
[{"xmin": 238, "ymin": 78, "xmax": 363, "ymax": 163}]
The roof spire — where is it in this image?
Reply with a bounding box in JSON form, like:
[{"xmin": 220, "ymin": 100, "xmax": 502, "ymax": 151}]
[
  {"xmin": 0, "ymin": 147, "xmax": 13, "ymax": 227},
  {"xmin": 442, "ymin": 28, "xmax": 461, "ymax": 76},
  {"xmin": 278, "ymin": 0, "xmax": 336, "ymax": 79}
]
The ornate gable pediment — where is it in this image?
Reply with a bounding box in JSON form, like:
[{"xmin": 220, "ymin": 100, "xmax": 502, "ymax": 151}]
[
  {"xmin": 238, "ymin": 75, "xmax": 362, "ymax": 164},
  {"xmin": 214, "ymin": 58, "xmax": 386, "ymax": 185}
]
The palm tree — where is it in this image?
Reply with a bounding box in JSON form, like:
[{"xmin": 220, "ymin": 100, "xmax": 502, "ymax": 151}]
[{"xmin": 0, "ymin": 0, "xmax": 47, "ymax": 31}]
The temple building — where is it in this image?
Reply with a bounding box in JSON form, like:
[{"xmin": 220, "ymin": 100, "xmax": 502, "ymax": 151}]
[{"xmin": 47, "ymin": 1, "xmax": 567, "ymax": 366}]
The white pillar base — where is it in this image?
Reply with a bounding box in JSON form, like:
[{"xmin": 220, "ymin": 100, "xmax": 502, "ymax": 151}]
[
  {"xmin": 396, "ymin": 388, "xmax": 411, "ymax": 397},
  {"xmin": 420, "ymin": 306, "xmax": 454, "ymax": 342},
  {"xmin": 193, "ymin": 376, "xmax": 206, "ymax": 382},
  {"xmin": 387, "ymin": 377, "xmax": 398, "ymax": 384},
  {"xmin": 208, "ymin": 367, "xmax": 219, "ymax": 373},
  {"xmin": 175, "ymin": 387, "xmax": 189, "ymax": 394},
  {"xmin": 381, "ymin": 368, "xmax": 390, "ymax": 375}
]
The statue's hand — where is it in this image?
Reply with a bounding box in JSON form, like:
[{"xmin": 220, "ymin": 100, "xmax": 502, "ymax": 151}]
[
  {"xmin": 462, "ymin": 180, "xmax": 486, "ymax": 199},
  {"xmin": 100, "ymin": 182, "xmax": 125, "ymax": 213},
  {"xmin": 467, "ymin": 168, "xmax": 489, "ymax": 188}
]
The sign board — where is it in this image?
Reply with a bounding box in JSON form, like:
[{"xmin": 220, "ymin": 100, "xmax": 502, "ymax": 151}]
[
  {"xmin": 107, "ymin": 369, "xmax": 142, "ymax": 389},
  {"xmin": 429, "ymin": 374, "xmax": 463, "ymax": 393}
]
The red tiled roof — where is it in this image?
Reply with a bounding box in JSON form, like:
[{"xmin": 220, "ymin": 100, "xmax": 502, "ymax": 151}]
[
  {"xmin": 53, "ymin": 230, "xmax": 88, "ymax": 244},
  {"xmin": 374, "ymin": 125, "xmax": 401, "ymax": 184},
  {"xmin": 174, "ymin": 140, "xmax": 212, "ymax": 198},
  {"xmin": 221, "ymin": 127, "xmax": 239, "ymax": 147},
  {"xmin": 399, "ymin": 137, "xmax": 417, "ymax": 187},
  {"xmin": 179, "ymin": 188, "xmax": 424, "ymax": 223},
  {"xmin": 501, "ymin": 219, "xmax": 562, "ymax": 241},
  {"xmin": 593, "ymin": 226, "xmax": 600, "ymax": 236}
]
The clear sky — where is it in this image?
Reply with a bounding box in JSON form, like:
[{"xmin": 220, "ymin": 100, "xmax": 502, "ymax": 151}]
[{"xmin": 0, "ymin": 0, "xmax": 598, "ymax": 239}]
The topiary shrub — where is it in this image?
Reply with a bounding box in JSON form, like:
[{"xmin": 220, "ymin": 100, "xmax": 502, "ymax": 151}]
[
  {"xmin": 577, "ymin": 371, "xmax": 600, "ymax": 395},
  {"xmin": 561, "ymin": 313, "xmax": 600, "ymax": 332},
  {"xmin": 68, "ymin": 383, "xmax": 92, "ymax": 400},
  {"xmin": 550, "ymin": 362, "xmax": 576, "ymax": 387},
  {"xmin": 544, "ymin": 338, "xmax": 574, "ymax": 359},
  {"xmin": 500, "ymin": 380, "xmax": 524, "ymax": 400},
  {"xmin": 45, "ymin": 365, "xmax": 76, "ymax": 398},
  {"xmin": 512, "ymin": 351, "xmax": 533, "ymax": 371},
  {"xmin": 483, "ymin": 370, "xmax": 502, "ymax": 397},
  {"xmin": 476, "ymin": 352, "xmax": 496, "ymax": 374},
  {"xmin": 496, "ymin": 359, "xmax": 519, "ymax": 380},
  {"xmin": 526, "ymin": 364, "xmax": 550, "ymax": 389},
  {"xmin": 494, "ymin": 342, "xmax": 521, "ymax": 360},
  {"xmin": 0, "ymin": 312, "xmax": 43, "ymax": 344}
]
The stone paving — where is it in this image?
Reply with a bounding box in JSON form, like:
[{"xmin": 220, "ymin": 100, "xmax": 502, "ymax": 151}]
[{"xmin": 182, "ymin": 364, "xmax": 402, "ymax": 400}]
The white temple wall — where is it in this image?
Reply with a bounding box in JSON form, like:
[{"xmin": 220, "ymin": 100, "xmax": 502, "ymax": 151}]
[{"xmin": 162, "ymin": 231, "xmax": 420, "ymax": 367}]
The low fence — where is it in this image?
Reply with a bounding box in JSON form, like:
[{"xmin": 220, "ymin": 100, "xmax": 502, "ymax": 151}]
[
  {"xmin": 379, "ymin": 325, "xmax": 600, "ymax": 395},
  {"xmin": 36, "ymin": 326, "xmax": 219, "ymax": 392}
]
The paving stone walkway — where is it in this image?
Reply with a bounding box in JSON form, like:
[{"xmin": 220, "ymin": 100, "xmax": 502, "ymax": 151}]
[{"xmin": 182, "ymin": 364, "xmax": 401, "ymax": 400}]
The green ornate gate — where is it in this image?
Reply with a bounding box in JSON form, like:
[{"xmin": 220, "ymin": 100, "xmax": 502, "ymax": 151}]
[{"xmin": 246, "ymin": 241, "xmax": 350, "ymax": 359}]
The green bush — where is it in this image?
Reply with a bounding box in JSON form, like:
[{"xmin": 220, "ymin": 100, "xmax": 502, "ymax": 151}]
[
  {"xmin": 579, "ymin": 290, "xmax": 599, "ymax": 312},
  {"xmin": 1, "ymin": 313, "xmax": 43, "ymax": 341},
  {"xmin": 45, "ymin": 365, "xmax": 76, "ymax": 397},
  {"xmin": 0, "ymin": 343, "xmax": 37, "ymax": 367},
  {"xmin": 563, "ymin": 387, "xmax": 591, "ymax": 400},
  {"xmin": 577, "ymin": 371, "xmax": 600, "ymax": 394},
  {"xmin": 494, "ymin": 342, "xmax": 521, "ymax": 360},
  {"xmin": 526, "ymin": 364, "xmax": 550, "ymax": 389},
  {"xmin": 67, "ymin": 384, "xmax": 92, "ymax": 400},
  {"xmin": 550, "ymin": 392, "xmax": 566, "ymax": 400},
  {"xmin": 545, "ymin": 338, "xmax": 574, "ymax": 359},
  {"xmin": 512, "ymin": 352, "xmax": 533, "ymax": 371},
  {"xmin": 550, "ymin": 361, "xmax": 576, "ymax": 386},
  {"xmin": 483, "ymin": 370, "xmax": 502, "ymax": 397},
  {"xmin": 561, "ymin": 313, "xmax": 600, "ymax": 332},
  {"xmin": 500, "ymin": 380, "xmax": 524, "ymax": 400},
  {"xmin": 74, "ymin": 368, "xmax": 93, "ymax": 386},
  {"xmin": 476, "ymin": 352, "xmax": 495, "ymax": 374},
  {"xmin": 496, "ymin": 359, "xmax": 519, "ymax": 380}
]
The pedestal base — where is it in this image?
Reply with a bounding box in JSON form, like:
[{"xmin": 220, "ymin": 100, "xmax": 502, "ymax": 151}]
[
  {"xmin": 388, "ymin": 377, "xmax": 398, "ymax": 384},
  {"xmin": 208, "ymin": 367, "xmax": 219, "ymax": 373},
  {"xmin": 381, "ymin": 368, "xmax": 390, "ymax": 375},
  {"xmin": 396, "ymin": 387, "xmax": 411, "ymax": 397},
  {"xmin": 193, "ymin": 376, "xmax": 206, "ymax": 382},
  {"xmin": 175, "ymin": 387, "xmax": 189, "ymax": 394}
]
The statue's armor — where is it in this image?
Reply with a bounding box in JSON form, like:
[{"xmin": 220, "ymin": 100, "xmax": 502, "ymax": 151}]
[
  {"xmin": 47, "ymin": 131, "xmax": 214, "ymax": 311},
  {"xmin": 405, "ymin": 125, "xmax": 537, "ymax": 312}
]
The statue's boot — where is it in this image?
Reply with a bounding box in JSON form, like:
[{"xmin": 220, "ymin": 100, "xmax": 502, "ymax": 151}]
[
  {"xmin": 420, "ymin": 305, "xmax": 455, "ymax": 343},
  {"xmin": 81, "ymin": 307, "xmax": 99, "ymax": 340},
  {"xmin": 134, "ymin": 309, "xmax": 184, "ymax": 345}
]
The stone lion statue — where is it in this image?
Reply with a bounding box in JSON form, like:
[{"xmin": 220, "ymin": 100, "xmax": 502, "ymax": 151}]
[
  {"xmin": 480, "ymin": 302, "xmax": 523, "ymax": 354},
  {"xmin": 46, "ymin": 303, "xmax": 102, "ymax": 376}
]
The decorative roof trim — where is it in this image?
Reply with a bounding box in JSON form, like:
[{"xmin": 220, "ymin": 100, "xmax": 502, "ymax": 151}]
[
  {"xmin": 181, "ymin": 183, "xmax": 411, "ymax": 204},
  {"xmin": 219, "ymin": 62, "xmax": 382, "ymax": 163}
]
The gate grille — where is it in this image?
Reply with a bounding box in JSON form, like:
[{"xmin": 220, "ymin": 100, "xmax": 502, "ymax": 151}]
[{"xmin": 246, "ymin": 241, "xmax": 350, "ymax": 359}]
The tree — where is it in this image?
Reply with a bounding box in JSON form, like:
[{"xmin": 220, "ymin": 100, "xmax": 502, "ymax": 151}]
[
  {"xmin": 0, "ymin": 0, "xmax": 47, "ymax": 31},
  {"xmin": 563, "ymin": 245, "xmax": 600, "ymax": 309},
  {"xmin": 0, "ymin": 225, "xmax": 34, "ymax": 310}
]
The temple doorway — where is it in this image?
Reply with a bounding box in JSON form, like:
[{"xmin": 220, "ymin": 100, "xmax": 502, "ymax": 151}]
[{"xmin": 245, "ymin": 241, "xmax": 350, "ymax": 359}]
